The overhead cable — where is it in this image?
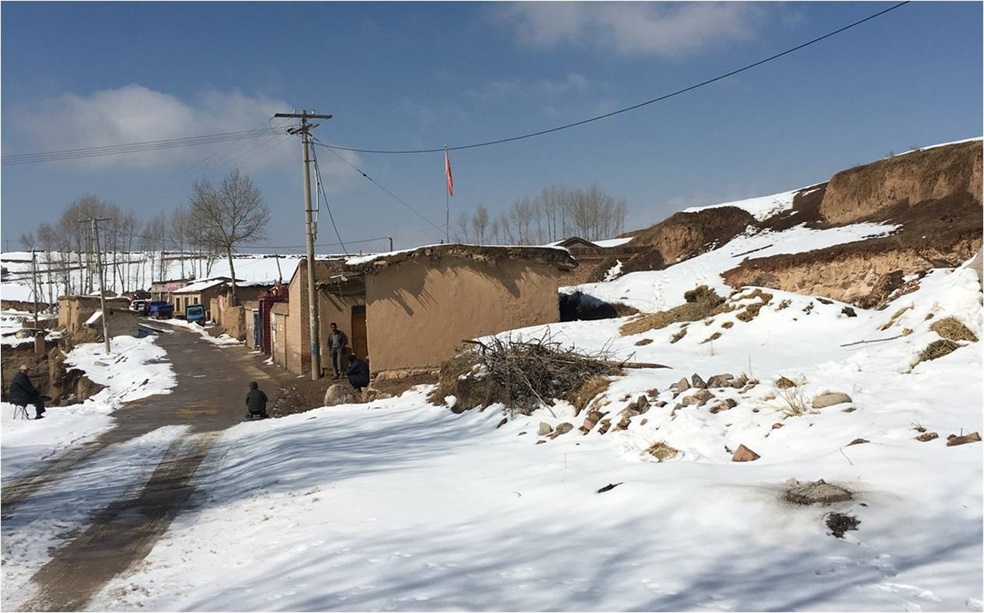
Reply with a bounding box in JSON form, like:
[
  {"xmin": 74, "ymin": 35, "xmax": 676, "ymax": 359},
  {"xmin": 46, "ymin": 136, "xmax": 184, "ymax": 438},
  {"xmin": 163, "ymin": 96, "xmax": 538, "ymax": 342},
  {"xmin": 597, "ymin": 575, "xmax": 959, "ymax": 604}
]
[{"xmin": 318, "ymin": 1, "xmax": 910, "ymax": 155}]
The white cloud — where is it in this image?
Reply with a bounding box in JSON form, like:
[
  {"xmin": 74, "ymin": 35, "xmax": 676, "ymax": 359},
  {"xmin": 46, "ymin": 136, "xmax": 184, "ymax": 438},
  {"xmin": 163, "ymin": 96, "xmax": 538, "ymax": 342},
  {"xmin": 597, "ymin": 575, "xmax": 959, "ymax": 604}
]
[
  {"xmin": 492, "ymin": 2, "xmax": 768, "ymax": 56},
  {"xmin": 13, "ymin": 85, "xmax": 298, "ymax": 171}
]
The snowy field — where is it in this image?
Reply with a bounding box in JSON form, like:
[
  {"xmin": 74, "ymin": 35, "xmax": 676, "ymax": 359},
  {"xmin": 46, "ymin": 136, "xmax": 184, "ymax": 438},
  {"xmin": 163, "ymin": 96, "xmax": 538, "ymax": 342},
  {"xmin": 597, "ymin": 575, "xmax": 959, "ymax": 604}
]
[{"xmin": 1, "ymin": 185, "xmax": 981, "ymax": 611}]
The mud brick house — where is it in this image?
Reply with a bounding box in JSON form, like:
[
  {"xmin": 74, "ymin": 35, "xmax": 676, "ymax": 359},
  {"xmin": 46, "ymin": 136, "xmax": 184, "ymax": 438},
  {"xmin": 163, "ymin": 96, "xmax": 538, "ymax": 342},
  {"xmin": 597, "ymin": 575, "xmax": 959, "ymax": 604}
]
[
  {"xmin": 57, "ymin": 295, "xmax": 134, "ymax": 335},
  {"xmin": 242, "ymin": 282, "xmax": 289, "ymax": 352},
  {"xmin": 149, "ymin": 278, "xmax": 194, "ymax": 302},
  {"xmin": 169, "ymin": 277, "xmax": 238, "ymax": 318},
  {"xmin": 277, "ymin": 244, "xmax": 577, "ymax": 377}
]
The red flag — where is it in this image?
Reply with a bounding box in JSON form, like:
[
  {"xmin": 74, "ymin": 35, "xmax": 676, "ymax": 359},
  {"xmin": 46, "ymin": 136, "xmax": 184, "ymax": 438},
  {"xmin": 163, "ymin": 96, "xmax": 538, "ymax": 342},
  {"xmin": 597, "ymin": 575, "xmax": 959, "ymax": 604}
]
[{"xmin": 445, "ymin": 149, "xmax": 454, "ymax": 197}]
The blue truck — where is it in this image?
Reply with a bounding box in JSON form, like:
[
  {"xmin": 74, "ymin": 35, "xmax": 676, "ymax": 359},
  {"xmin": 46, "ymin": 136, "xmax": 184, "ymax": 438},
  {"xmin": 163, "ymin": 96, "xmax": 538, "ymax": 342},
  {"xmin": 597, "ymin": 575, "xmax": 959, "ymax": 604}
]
[{"xmin": 131, "ymin": 300, "xmax": 174, "ymax": 319}]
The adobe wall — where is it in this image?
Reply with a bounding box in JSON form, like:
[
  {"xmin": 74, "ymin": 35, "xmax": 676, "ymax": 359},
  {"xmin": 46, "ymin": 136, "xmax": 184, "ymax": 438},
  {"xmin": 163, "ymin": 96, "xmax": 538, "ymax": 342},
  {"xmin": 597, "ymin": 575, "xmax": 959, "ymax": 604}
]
[
  {"xmin": 365, "ymin": 257, "xmax": 561, "ymax": 373},
  {"xmin": 224, "ymin": 306, "xmax": 246, "ymax": 340}
]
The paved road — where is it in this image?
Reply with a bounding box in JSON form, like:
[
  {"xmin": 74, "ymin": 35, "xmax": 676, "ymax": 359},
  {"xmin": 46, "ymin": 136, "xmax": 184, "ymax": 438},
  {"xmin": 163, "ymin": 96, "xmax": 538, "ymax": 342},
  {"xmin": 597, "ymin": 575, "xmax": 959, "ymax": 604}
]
[{"xmin": 1, "ymin": 324, "xmax": 283, "ymax": 612}]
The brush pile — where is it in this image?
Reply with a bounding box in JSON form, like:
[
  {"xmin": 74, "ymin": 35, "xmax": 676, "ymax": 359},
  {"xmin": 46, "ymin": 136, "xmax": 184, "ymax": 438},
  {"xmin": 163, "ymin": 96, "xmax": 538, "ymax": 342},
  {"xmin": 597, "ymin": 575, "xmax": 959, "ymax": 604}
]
[{"xmin": 430, "ymin": 333, "xmax": 623, "ymax": 416}]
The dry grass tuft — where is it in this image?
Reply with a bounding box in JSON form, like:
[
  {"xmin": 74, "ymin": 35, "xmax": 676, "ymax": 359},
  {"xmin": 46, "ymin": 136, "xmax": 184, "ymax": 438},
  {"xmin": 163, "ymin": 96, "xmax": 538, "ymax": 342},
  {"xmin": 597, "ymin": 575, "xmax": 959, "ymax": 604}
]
[
  {"xmin": 670, "ymin": 325, "xmax": 688, "ymax": 344},
  {"xmin": 570, "ymin": 375, "xmax": 611, "ymax": 415},
  {"xmin": 646, "ymin": 441, "xmax": 680, "ymax": 462},
  {"xmin": 775, "ymin": 376, "xmax": 797, "ymax": 389},
  {"xmin": 930, "ymin": 317, "xmax": 978, "ymax": 342},
  {"xmin": 879, "ymin": 305, "xmax": 913, "ymax": 331},
  {"xmin": 702, "ymin": 332, "xmax": 722, "ymax": 344},
  {"xmin": 620, "ymin": 286, "xmax": 725, "ymax": 336},
  {"xmin": 634, "ymin": 338, "xmax": 654, "ymax": 346},
  {"xmin": 916, "ymin": 339, "xmax": 961, "ymax": 364}
]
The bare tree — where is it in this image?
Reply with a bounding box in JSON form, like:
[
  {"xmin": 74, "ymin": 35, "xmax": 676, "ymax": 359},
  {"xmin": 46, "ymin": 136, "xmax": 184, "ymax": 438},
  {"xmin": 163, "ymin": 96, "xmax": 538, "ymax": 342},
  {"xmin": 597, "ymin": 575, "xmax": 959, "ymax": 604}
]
[
  {"xmin": 454, "ymin": 211, "xmax": 471, "ymax": 244},
  {"xmin": 189, "ymin": 168, "xmax": 269, "ymax": 306},
  {"xmin": 472, "ymin": 204, "xmax": 490, "ymax": 245}
]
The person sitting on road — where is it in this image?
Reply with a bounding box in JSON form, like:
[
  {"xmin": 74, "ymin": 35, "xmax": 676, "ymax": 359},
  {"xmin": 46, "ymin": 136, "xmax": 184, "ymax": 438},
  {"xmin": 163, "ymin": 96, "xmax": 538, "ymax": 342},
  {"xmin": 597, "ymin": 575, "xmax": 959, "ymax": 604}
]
[
  {"xmin": 345, "ymin": 354, "xmax": 370, "ymax": 392},
  {"xmin": 245, "ymin": 381, "xmax": 269, "ymax": 420},
  {"xmin": 9, "ymin": 364, "xmax": 50, "ymax": 420}
]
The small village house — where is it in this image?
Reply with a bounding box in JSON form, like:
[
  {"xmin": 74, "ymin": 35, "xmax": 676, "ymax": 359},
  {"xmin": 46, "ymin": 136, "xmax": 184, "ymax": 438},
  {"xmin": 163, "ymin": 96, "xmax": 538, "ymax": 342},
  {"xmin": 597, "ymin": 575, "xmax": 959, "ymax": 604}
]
[{"xmin": 277, "ymin": 244, "xmax": 577, "ymax": 377}]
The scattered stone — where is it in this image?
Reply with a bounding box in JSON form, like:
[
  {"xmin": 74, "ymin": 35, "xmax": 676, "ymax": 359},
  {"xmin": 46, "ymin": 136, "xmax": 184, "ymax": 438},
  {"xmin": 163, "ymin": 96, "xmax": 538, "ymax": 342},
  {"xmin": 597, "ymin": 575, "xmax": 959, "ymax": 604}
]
[
  {"xmin": 841, "ymin": 306, "xmax": 857, "ymax": 318},
  {"xmin": 847, "ymin": 438, "xmax": 869, "ymax": 446},
  {"xmin": 706, "ymin": 373, "xmax": 735, "ymax": 388},
  {"xmin": 550, "ymin": 422, "xmax": 574, "ymax": 438},
  {"xmin": 946, "ymin": 431, "xmax": 982, "ymax": 447},
  {"xmin": 915, "ymin": 432, "xmax": 939, "ymax": 442},
  {"xmin": 813, "ymin": 392, "xmax": 853, "ymax": 409},
  {"xmin": 597, "ymin": 418, "xmax": 612, "ymax": 435},
  {"xmin": 362, "ymin": 387, "xmax": 393, "ymax": 402},
  {"xmin": 323, "ymin": 383, "xmax": 357, "ymax": 406},
  {"xmin": 682, "ymin": 389, "xmax": 714, "ymax": 406},
  {"xmin": 732, "ymin": 374, "xmax": 749, "ymax": 389},
  {"xmin": 709, "ymin": 398, "xmax": 738, "ymax": 414},
  {"xmin": 537, "ymin": 422, "xmax": 553, "ymax": 436},
  {"xmin": 671, "ymin": 377, "xmax": 690, "ymax": 395},
  {"xmin": 634, "ymin": 395, "xmax": 651, "ymax": 413},
  {"xmin": 731, "ymin": 444, "xmax": 760, "ymax": 462},
  {"xmin": 825, "ymin": 512, "xmax": 860, "ymax": 538},
  {"xmin": 816, "ymin": 297, "xmax": 833, "ymax": 305},
  {"xmin": 496, "ymin": 417, "xmax": 508, "ymax": 429},
  {"xmin": 785, "ymin": 479, "xmax": 853, "ymax": 504},
  {"xmin": 518, "ymin": 431, "xmax": 527, "ymax": 436},
  {"xmin": 580, "ymin": 410, "xmax": 605, "ymax": 434},
  {"xmin": 691, "ymin": 374, "xmax": 707, "ymax": 389}
]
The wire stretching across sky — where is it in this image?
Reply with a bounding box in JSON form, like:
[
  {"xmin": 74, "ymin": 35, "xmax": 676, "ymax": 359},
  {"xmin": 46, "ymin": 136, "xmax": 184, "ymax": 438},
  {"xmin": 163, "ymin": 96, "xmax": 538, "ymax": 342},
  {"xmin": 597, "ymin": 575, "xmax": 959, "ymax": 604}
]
[
  {"xmin": 1, "ymin": 128, "xmax": 281, "ymax": 165},
  {"xmin": 319, "ymin": 1, "xmax": 910, "ymax": 155},
  {"xmin": 1, "ymin": 2, "xmax": 910, "ymax": 166}
]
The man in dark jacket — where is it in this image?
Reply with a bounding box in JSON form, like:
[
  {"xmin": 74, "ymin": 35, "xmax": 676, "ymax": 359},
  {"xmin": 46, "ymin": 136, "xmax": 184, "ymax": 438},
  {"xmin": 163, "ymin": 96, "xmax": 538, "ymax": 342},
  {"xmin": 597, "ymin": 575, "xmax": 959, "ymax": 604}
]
[
  {"xmin": 244, "ymin": 381, "xmax": 269, "ymax": 420},
  {"xmin": 345, "ymin": 354, "xmax": 370, "ymax": 392},
  {"xmin": 9, "ymin": 364, "xmax": 47, "ymax": 419}
]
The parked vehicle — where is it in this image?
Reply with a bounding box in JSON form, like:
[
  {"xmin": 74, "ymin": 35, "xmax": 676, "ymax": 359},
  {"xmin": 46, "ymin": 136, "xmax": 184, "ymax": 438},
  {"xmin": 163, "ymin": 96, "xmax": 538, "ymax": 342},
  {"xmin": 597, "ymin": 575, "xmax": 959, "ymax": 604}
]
[
  {"xmin": 147, "ymin": 301, "xmax": 174, "ymax": 319},
  {"xmin": 185, "ymin": 304, "xmax": 207, "ymax": 325},
  {"xmin": 129, "ymin": 299, "xmax": 147, "ymax": 313}
]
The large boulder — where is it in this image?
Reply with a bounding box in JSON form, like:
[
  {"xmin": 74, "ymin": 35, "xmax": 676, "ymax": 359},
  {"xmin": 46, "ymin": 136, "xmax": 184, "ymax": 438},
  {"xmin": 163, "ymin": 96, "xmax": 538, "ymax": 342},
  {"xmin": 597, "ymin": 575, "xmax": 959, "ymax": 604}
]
[{"xmin": 323, "ymin": 383, "xmax": 358, "ymax": 406}]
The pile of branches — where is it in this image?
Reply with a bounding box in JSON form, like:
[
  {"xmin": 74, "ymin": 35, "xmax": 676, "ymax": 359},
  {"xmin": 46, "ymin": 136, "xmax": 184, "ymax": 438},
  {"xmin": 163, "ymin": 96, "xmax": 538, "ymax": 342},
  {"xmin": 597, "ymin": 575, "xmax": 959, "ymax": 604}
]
[{"xmin": 458, "ymin": 333, "xmax": 624, "ymax": 416}]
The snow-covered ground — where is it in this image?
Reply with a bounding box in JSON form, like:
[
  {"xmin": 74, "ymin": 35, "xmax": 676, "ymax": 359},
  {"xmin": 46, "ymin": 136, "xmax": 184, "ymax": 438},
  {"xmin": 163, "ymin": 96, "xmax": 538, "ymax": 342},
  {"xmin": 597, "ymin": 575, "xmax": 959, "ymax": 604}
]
[{"xmin": 1, "ymin": 187, "xmax": 981, "ymax": 611}]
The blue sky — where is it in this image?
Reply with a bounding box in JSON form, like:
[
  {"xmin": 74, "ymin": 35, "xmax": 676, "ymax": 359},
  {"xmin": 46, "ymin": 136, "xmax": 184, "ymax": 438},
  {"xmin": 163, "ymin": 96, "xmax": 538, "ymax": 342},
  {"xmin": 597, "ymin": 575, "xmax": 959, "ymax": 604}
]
[{"xmin": 2, "ymin": 2, "xmax": 981, "ymax": 255}]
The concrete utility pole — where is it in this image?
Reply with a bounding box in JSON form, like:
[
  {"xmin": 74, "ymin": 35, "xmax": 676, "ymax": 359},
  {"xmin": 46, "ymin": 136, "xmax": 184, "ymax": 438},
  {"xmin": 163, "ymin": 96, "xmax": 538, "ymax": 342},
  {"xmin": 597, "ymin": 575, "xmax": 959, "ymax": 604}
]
[
  {"xmin": 80, "ymin": 217, "xmax": 112, "ymax": 354},
  {"xmin": 274, "ymin": 110, "xmax": 332, "ymax": 380}
]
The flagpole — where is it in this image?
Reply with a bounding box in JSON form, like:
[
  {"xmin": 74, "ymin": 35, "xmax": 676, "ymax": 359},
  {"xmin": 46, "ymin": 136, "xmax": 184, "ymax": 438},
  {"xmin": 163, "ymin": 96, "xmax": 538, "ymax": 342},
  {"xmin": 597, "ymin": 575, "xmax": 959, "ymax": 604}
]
[{"xmin": 445, "ymin": 144, "xmax": 450, "ymax": 244}]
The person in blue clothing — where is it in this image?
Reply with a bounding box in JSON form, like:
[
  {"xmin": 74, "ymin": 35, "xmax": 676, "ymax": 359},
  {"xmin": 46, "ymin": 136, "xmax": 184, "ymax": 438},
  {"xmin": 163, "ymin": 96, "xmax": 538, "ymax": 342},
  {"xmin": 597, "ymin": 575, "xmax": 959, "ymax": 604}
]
[{"xmin": 345, "ymin": 354, "xmax": 370, "ymax": 392}]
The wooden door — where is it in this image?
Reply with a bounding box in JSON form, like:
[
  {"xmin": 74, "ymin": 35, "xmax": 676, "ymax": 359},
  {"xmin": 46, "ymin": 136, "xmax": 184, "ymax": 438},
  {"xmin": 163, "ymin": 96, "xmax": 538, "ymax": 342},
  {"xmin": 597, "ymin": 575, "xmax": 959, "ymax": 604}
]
[{"xmin": 351, "ymin": 305, "xmax": 368, "ymax": 362}]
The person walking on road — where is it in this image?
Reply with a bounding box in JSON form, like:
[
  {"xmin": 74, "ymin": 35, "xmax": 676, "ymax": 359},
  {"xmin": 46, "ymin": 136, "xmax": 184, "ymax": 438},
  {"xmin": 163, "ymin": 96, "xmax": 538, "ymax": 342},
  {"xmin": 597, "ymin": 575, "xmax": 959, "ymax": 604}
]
[
  {"xmin": 9, "ymin": 364, "xmax": 50, "ymax": 420},
  {"xmin": 327, "ymin": 322, "xmax": 347, "ymax": 379},
  {"xmin": 244, "ymin": 381, "xmax": 269, "ymax": 420}
]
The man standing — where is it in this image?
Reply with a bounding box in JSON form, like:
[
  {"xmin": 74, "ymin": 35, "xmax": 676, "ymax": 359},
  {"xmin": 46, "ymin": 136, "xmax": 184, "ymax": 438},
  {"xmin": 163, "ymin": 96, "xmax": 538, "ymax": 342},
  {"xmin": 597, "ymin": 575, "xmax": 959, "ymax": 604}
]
[
  {"xmin": 9, "ymin": 364, "xmax": 47, "ymax": 419},
  {"xmin": 327, "ymin": 322, "xmax": 347, "ymax": 379}
]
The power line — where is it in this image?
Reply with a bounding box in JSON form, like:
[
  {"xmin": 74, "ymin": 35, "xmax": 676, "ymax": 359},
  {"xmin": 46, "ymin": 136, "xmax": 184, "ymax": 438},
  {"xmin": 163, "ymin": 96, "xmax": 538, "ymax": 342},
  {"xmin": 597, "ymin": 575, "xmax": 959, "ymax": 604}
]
[
  {"xmin": 309, "ymin": 143, "xmax": 349, "ymax": 256},
  {"xmin": 1, "ymin": 128, "xmax": 282, "ymax": 166},
  {"xmin": 310, "ymin": 137, "xmax": 444, "ymax": 234},
  {"xmin": 317, "ymin": 1, "xmax": 910, "ymax": 155}
]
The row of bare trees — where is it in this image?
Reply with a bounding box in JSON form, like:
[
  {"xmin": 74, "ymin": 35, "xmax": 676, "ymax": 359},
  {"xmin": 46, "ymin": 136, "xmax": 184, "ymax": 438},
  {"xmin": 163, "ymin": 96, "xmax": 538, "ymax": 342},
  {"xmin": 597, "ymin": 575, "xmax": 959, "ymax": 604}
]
[
  {"xmin": 454, "ymin": 184, "xmax": 628, "ymax": 245},
  {"xmin": 18, "ymin": 168, "xmax": 270, "ymax": 306}
]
